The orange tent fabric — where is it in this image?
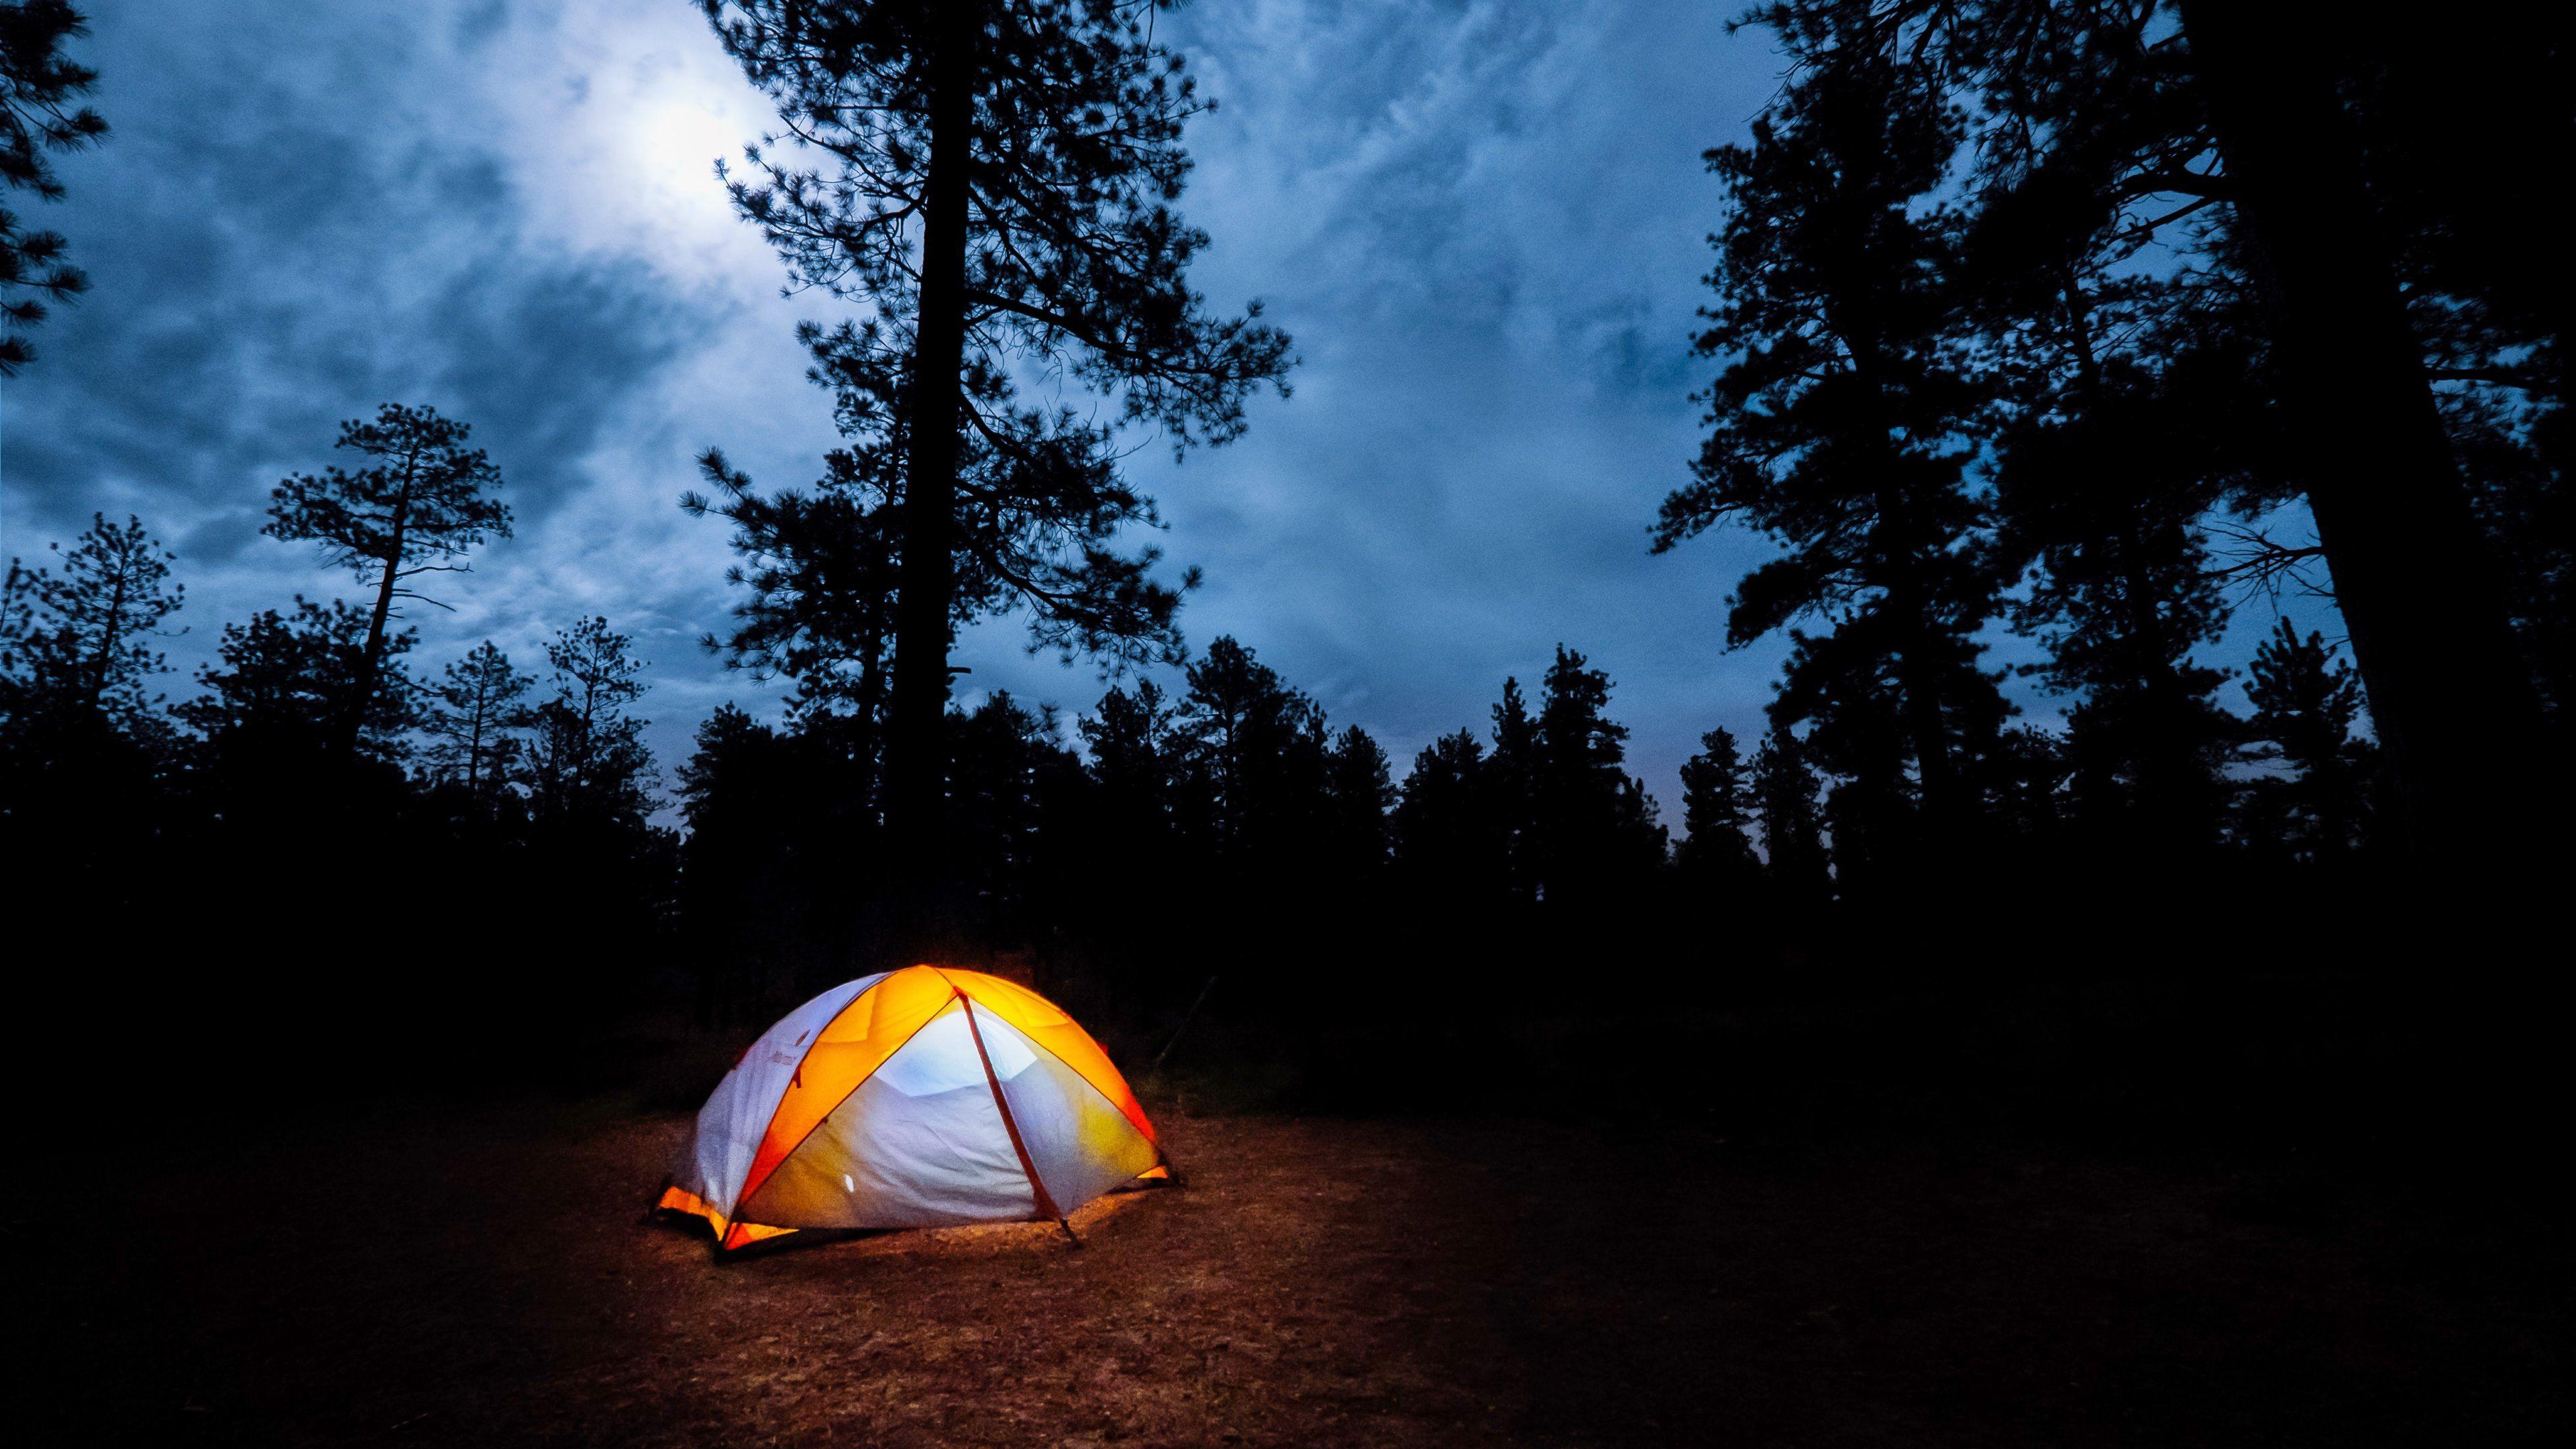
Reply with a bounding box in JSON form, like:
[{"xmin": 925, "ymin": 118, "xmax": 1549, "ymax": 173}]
[{"xmin": 659, "ymin": 966, "xmax": 1165, "ymax": 1252}]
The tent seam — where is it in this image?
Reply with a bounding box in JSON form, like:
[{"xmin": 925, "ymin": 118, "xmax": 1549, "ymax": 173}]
[
  {"xmin": 730, "ymin": 977, "xmax": 960, "ymax": 1230},
  {"xmin": 721, "ymin": 973, "xmax": 883, "ymax": 1216}
]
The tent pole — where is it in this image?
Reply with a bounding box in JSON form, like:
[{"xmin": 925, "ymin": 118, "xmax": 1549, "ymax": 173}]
[{"xmin": 954, "ymin": 986, "xmax": 1071, "ymax": 1240}]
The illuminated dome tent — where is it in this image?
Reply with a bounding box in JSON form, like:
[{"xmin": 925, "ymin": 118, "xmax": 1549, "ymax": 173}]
[{"xmin": 658, "ymin": 966, "xmax": 1168, "ymax": 1252}]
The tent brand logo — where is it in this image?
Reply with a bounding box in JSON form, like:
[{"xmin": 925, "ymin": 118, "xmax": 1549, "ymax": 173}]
[{"xmin": 765, "ymin": 1049, "xmax": 800, "ymax": 1067}]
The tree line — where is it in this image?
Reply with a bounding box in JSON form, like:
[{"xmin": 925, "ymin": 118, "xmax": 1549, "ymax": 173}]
[
  {"xmin": 5, "ymin": 470, "xmax": 2380, "ymax": 1040},
  {"xmin": 3, "ymin": 1, "xmax": 2563, "ymax": 1070},
  {"xmin": 3, "ymin": 408, "xmax": 675, "ymax": 1065}
]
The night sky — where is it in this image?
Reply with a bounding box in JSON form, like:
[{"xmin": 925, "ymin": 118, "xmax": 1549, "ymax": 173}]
[{"xmin": 0, "ymin": 0, "xmax": 2338, "ymax": 821}]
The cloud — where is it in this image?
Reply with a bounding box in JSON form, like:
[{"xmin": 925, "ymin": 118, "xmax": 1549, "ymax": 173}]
[{"xmin": 1, "ymin": 0, "xmax": 839, "ymax": 785}]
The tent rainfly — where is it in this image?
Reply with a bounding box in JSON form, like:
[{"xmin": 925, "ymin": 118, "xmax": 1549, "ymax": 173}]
[{"xmin": 657, "ymin": 966, "xmax": 1169, "ymax": 1252}]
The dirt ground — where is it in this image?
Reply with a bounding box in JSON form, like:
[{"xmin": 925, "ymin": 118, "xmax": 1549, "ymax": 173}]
[{"xmin": 16, "ymin": 1099, "xmax": 2564, "ymax": 1447}]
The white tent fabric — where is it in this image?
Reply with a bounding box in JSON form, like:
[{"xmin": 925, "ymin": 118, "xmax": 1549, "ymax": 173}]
[
  {"xmin": 662, "ymin": 967, "xmax": 1165, "ymax": 1248},
  {"xmin": 682, "ymin": 971, "xmax": 885, "ymax": 1223}
]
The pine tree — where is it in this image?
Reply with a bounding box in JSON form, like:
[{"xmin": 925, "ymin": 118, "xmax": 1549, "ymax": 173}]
[
  {"xmin": 2241, "ymin": 617, "xmax": 2374, "ymax": 861},
  {"xmin": 1487, "ymin": 676, "xmax": 1540, "ymax": 904},
  {"xmin": 1393, "ymin": 728, "xmax": 1502, "ymax": 905},
  {"xmin": 1951, "ymin": 83, "xmax": 2245, "ymax": 867},
  {"xmin": 680, "ymin": 704, "xmax": 777, "ymax": 836},
  {"xmin": 1991, "ymin": 354, "xmax": 2239, "ymax": 861},
  {"xmin": 1072, "ymin": 677, "xmax": 1187, "ymax": 988},
  {"xmin": 1082, "ymin": 678, "xmax": 1178, "ymax": 810},
  {"xmin": 1, "ymin": 0, "xmax": 107, "ymax": 374},
  {"xmin": 1677, "ymin": 726, "xmax": 1760, "ymax": 890},
  {"xmin": 1753, "ymin": 723, "xmax": 1831, "ymax": 906},
  {"xmin": 178, "ymin": 598, "xmax": 420, "ymax": 768},
  {"xmin": 1754, "ymin": 0, "xmax": 2558, "ymax": 857},
  {"xmin": 1654, "ymin": 30, "xmax": 2010, "ymax": 874},
  {"xmin": 1173, "ymin": 636, "xmax": 1326, "ymax": 865},
  {"xmin": 0, "ymin": 513, "xmax": 180, "ymax": 864},
  {"xmin": 702, "ymin": 0, "xmax": 1297, "ymax": 867},
  {"xmin": 676, "ymin": 703, "xmax": 819, "ymax": 1018},
  {"xmin": 947, "ymin": 690, "xmax": 1079, "ymax": 933},
  {"xmin": 1323, "ymin": 724, "xmax": 1396, "ymax": 874},
  {"xmin": 684, "ymin": 445, "xmax": 900, "ymax": 769},
  {"xmin": 529, "ymin": 616, "xmax": 655, "ymax": 826},
  {"xmin": 265, "ymin": 405, "xmax": 512, "ymax": 760},
  {"xmin": 1530, "ymin": 647, "xmax": 1666, "ymax": 903},
  {"xmin": 425, "ymin": 641, "xmax": 536, "ymax": 804},
  {"xmin": 0, "ymin": 512, "xmax": 183, "ymax": 732},
  {"xmin": 2175, "ymin": 1, "xmax": 2544, "ymax": 857}
]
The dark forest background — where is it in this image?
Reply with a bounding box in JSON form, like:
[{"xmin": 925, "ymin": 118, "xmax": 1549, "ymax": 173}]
[{"xmin": 3, "ymin": 3, "xmax": 2566, "ymax": 1150}]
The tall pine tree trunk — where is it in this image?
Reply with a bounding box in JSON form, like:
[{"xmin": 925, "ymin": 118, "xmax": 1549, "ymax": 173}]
[
  {"xmin": 344, "ymin": 495, "xmax": 410, "ymax": 761},
  {"xmin": 2180, "ymin": 1, "xmax": 2544, "ymax": 859},
  {"xmin": 87, "ymin": 567, "xmax": 128, "ymax": 711},
  {"xmin": 883, "ymin": 5, "xmax": 979, "ymax": 898},
  {"xmin": 464, "ymin": 690, "xmax": 486, "ymax": 799},
  {"xmin": 1875, "ymin": 474, "xmax": 1960, "ymax": 853}
]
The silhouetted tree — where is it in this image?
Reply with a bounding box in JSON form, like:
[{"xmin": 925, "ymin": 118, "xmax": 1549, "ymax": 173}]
[
  {"xmin": 1989, "ymin": 724, "xmax": 2071, "ymax": 853},
  {"xmin": 1323, "ymin": 723, "xmax": 1396, "ymax": 874},
  {"xmin": 1081, "ymin": 678, "xmax": 1179, "ymax": 822},
  {"xmin": 1992, "ymin": 362, "xmax": 2238, "ymax": 861},
  {"xmin": 703, "ymin": 0, "xmax": 1295, "ymax": 874},
  {"xmin": 1654, "ymin": 32, "xmax": 2010, "ymax": 879},
  {"xmin": 1677, "ymin": 726, "xmax": 1760, "ymax": 892},
  {"xmin": 2240, "ymin": 617, "xmax": 2374, "ymax": 862},
  {"xmin": 1944, "ymin": 87, "xmax": 2247, "ymax": 869},
  {"xmin": 1068, "ymin": 676, "xmax": 1189, "ymax": 996},
  {"xmin": 178, "ymin": 598, "xmax": 419, "ymax": 775},
  {"xmin": 2176, "ymin": 2, "xmax": 2544, "ymax": 856},
  {"xmin": 0, "ymin": 512, "xmax": 182, "ymax": 733},
  {"xmin": 425, "ymin": 641, "xmax": 535, "ymax": 805},
  {"xmin": 1173, "ymin": 635, "xmax": 1326, "ymax": 867},
  {"xmin": 265, "ymin": 404, "xmax": 512, "ymax": 761},
  {"xmin": 677, "ymin": 703, "xmax": 828, "ymax": 1016},
  {"xmin": 0, "ymin": 513, "xmax": 180, "ymax": 879},
  {"xmin": 1531, "ymin": 646, "xmax": 1666, "ymax": 903},
  {"xmin": 1753, "ymin": 722, "xmax": 1831, "ymax": 907},
  {"xmin": 1751, "ymin": 0, "xmax": 2559, "ymax": 858},
  {"xmin": 948, "ymin": 690, "xmax": 1083, "ymax": 936},
  {"xmin": 1487, "ymin": 676, "xmax": 1540, "ymax": 904},
  {"xmin": 2356, "ymin": 23, "xmax": 2570, "ymax": 724},
  {"xmin": 529, "ymin": 616, "xmax": 655, "ymax": 826},
  {"xmin": 679, "ymin": 704, "xmax": 771, "ymax": 835},
  {"xmin": 0, "ymin": 0, "xmax": 106, "ymax": 374},
  {"xmin": 684, "ymin": 445, "xmax": 900, "ymax": 788},
  {"xmin": 1393, "ymin": 727, "xmax": 1503, "ymax": 907}
]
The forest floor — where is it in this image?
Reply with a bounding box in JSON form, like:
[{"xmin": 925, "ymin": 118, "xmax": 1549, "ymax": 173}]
[{"xmin": 17, "ymin": 1093, "xmax": 2566, "ymax": 1448}]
